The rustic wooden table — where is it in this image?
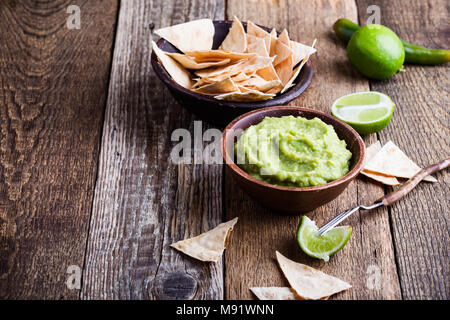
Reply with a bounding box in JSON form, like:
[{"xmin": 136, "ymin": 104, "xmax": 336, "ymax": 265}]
[{"xmin": 0, "ymin": 0, "xmax": 448, "ymax": 300}]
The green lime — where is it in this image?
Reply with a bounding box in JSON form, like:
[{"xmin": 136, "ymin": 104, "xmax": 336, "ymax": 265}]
[
  {"xmin": 331, "ymin": 91, "xmax": 395, "ymax": 134},
  {"xmin": 347, "ymin": 24, "xmax": 405, "ymax": 80},
  {"xmin": 297, "ymin": 216, "xmax": 352, "ymax": 262}
]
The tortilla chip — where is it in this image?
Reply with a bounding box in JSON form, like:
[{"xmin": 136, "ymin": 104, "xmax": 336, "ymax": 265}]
[
  {"xmin": 196, "ymin": 56, "xmax": 273, "ymax": 78},
  {"xmin": 272, "ymin": 39, "xmax": 293, "ymax": 66},
  {"xmin": 247, "ymin": 34, "xmax": 269, "ymax": 57},
  {"xmin": 237, "ymin": 85, "xmax": 252, "ymax": 92},
  {"xmin": 362, "ymin": 170, "xmax": 402, "ymax": 186},
  {"xmin": 276, "ymin": 251, "xmax": 351, "ymax": 300},
  {"xmin": 280, "ymin": 39, "xmax": 316, "ymax": 93},
  {"xmin": 268, "ymin": 29, "xmax": 278, "ymax": 57},
  {"xmin": 185, "ymin": 50, "xmax": 257, "ymax": 62},
  {"xmin": 275, "ymin": 55, "xmax": 294, "ymax": 86},
  {"xmin": 280, "ymin": 61, "xmax": 301, "ymax": 93},
  {"xmin": 247, "ymin": 20, "xmax": 270, "ymax": 38},
  {"xmin": 361, "ymin": 141, "xmax": 400, "ymax": 185},
  {"xmin": 220, "ymin": 16, "xmax": 247, "ymax": 53},
  {"xmin": 261, "ymin": 34, "xmax": 272, "ymax": 55},
  {"xmin": 194, "ymin": 60, "xmax": 245, "ymax": 78},
  {"xmin": 152, "ymin": 41, "xmax": 192, "ymax": 88},
  {"xmin": 280, "ymin": 52, "xmax": 308, "ymax": 93},
  {"xmin": 257, "ymin": 63, "xmax": 281, "ymax": 81},
  {"xmin": 250, "ymin": 287, "xmax": 298, "ymax": 300},
  {"xmin": 364, "ymin": 141, "xmax": 437, "ymax": 182},
  {"xmin": 278, "ymin": 29, "xmax": 291, "ymax": 48},
  {"xmin": 192, "ymin": 76, "xmax": 224, "ymax": 88},
  {"xmin": 238, "ymin": 76, "xmax": 282, "ymax": 92},
  {"xmin": 232, "ymin": 72, "xmax": 252, "ymax": 82},
  {"xmin": 291, "ymin": 41, "xmax": 317, "ymax": 67},
  {"xmin": 364, "ymin": 141, "xmax": 382, "ymax": 164},
  {"xmin": 154, "ymin": 19, "xmax": 214, "ymax": 52},
  {"xmin": 193, "ymin": 77, "xmax": 239, "ymax": 95},
  {"xmin": 270, "ymin": 28, "xmax": 277, "ymax": 38},
  {"xmin": 265, "ymin": 86, "xmax": 282, "ymax": 95},
  {"xmin": 170, "ymin": 218, "xmax": 238, "ymax": 262},
  {"xmin": 215, "ymin": 90, "xmax": 275, "ymax": 102},
  {"xmin": 167, "ymin": 53, "xmax": 231, "ymax": 70}
]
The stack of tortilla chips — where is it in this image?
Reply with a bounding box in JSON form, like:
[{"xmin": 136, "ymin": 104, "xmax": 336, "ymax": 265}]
[
  {"xmin": 251, "ymin": 251, "xmax": 351, "ymax": 300},
  {"xmin": 152, "ymin": 17, "xmax": 316, "ymax": 101},
  {"xmin": 361, "ymin": 141, "xmax": 437, "ymax": 185}
]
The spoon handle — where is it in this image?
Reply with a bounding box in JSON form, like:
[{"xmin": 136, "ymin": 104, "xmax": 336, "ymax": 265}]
[{"xmin": 381, "ymin": 157, "xmax": 450, "ymax": 206}]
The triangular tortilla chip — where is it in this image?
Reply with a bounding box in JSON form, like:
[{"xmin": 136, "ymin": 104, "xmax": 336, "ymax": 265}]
[
  {"xmin": 152, "ymin": 41, "xmax": 192, "ymax": 88},
  {"xmin": 220, "ymin": 16, "xmax": 247, "ymax": 53},
  {"xmin": 237, "ymin": 85, "xmax": 252, "ymax": 92},
  {"xmin": 154, "ymin": 19, "xmax": 214, "ymax": 52},
  {"xmin": 276, "ymin": 251, "xmax": 351, "ymax": 300},
  {"xmin": 185, "ymin": 50, "xmax": 257, "ymax": 62},
  {"xmin": 364, "ymin": 141, "xmax": 437, "ymax": 182},
  {"xmin": 238, "ymin": 76, "xmax": 282, "ymax": 92},
  {"xmin": 196, "ymin": 56, "xmax": 273, "ymax": 78},
  {"xmin": 262, "ymin": 34, "xmax": 272, "ymax": 55},
  {"xmin": 361, "ymin": 141, "xmax": 400, "ymax": 185},
  {"xmin": 257, "ymin": 63, "xmax": 281, "ymax": 81},
  {"xmin": 215, "ymin": 90, "xmax": 275, "ymax": 102},
  {"xmin": 247, "ymin": 20, "xmax": 270, "ymax": 38},
  {"xmin": 167, "ymin": 53, "xmax": 231, "ymax": 70},
  {"xmin": 246, "ymin": 21, "xmax": 271, "ymax": 53},
  {"xmin": 232, "ymin": 72, "xmax": 252, "ymax": 82},
  {"xmin": 247, "ymin": 34, "xmax": 269, "ymax": 57},
  {"xmin": 291, "ymin": 41, "xmax": 317, "ymax": 67},
  {"xmin": 362, "ymin": 170, "xmax": 402, "ymax": 185},
  {"xmin": 280, "ymin": 39, "xmax": 316, "ymax": 93},
  {"xmin": 250, "ymin": 287, "xmax": 298, "ymax": 300},
  {"xmin": 275, "ymin": 55, "xmax": 294, "ymax": 86},
  {"xmin": 270, "ymin": 28, "xmax": 277, "ymax": 37},
  {"xmin": 170, "ymin": 218, "xmax": 238, "ymax": 262},
  {"xmin": 280, "ymin": 53, "xmax": 308, "ymax": 93},
  {"xmin": 193, "ymin": 77, "xmax": 239, "ymax": 95},
  {"xmin": 280, "ymin": 60, "xmax": 302, "ymax": 93},
  {"xmin": 278, "ymin": 29, "xmax": 291, "ymax": 48},
  {"xmin": 272, "ymin": 39, "xmax": 293, "ymax": 66},
  {"xmin": 194, "ymin": 60, "xmax": 246, "ymax": 78},
  {"xmin": 269, "ymin": 29, "xmax": 278, "ymax": 57}
]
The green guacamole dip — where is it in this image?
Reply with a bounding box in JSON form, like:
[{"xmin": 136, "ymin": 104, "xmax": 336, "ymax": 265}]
[{"xmin": 235, "ymin": 116, "xmax": 352, "ymax": 187}]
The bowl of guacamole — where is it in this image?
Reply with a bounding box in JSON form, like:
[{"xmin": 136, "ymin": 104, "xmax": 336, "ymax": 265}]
[{"xmin": 222, "ymin": 106, "xmax": 366, "ymax": 214}]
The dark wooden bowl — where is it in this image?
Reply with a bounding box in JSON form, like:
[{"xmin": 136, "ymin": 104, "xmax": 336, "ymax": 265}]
[
  {"xmin": 222, "ymin": 106, "xmax": 366, "ymax": 214},
  {"xmin": 151, "ymin": 20, "xmax": 313, "ymax": 126}
]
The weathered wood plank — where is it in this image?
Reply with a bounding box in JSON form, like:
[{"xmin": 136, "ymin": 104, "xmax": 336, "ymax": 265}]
[
  {"xmin": 224, "ymin": 0, "xmax": 401, "ymax": 299},
  {"xmin": 81, "ymin": 0, "xmax": 225, "ymax": 299},
  {"xmin": 0, "ymin": 0, "xmax": 118, "ymax": 299},
  {"xmin": 357, "ymin": 0, "xmax": 449, "ymax": 299}
]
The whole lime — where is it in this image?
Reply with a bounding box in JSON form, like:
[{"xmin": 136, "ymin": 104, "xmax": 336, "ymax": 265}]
[{"xmin": 347, "ymin": 24, "xmax": 405, "ymax": 80}]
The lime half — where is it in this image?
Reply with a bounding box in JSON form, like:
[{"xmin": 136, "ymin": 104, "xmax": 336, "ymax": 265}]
[
  {"xmin": 331, "ymin": 91, "xmax": 395, "ymax": 134},
  {"xmin": 297, "ymin": 216, "xmax": 352, "ymax": 262}
]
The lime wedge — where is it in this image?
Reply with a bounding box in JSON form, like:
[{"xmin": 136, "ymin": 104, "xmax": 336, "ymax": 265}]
[
  {"xmin": 297, "ymin": 216, "xmax": 352, "ymax": 262},
  {"xmin": 331, "ymin": 91, "xmax": 395, "ymax": 134}
]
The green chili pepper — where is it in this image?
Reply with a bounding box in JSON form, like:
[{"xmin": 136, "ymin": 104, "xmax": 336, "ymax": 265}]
[{"xmin": 333, "ymin": 18, "xmax": 450, "ymax": 65}]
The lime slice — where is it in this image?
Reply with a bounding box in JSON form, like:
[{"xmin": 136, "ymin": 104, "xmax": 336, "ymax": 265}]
[
  {"xmin": 297, "ymin": 216, "xmax": 352, "ymax": 262},
  {"xmin": 331, "ymin": 91, "xmax": 395, "ymax": 134}
]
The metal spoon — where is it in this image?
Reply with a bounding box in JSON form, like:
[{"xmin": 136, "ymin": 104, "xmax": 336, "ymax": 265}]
[{"xmin": 317, "ymin": 157, "xmax": 450, "ymax": 236}]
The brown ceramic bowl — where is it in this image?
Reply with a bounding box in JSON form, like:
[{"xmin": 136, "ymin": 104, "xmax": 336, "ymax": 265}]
[
  {"xmin": 222, "ymin": 106, "xmax": 366, "ymax": 214},
  {"xmin": 151, "ymin": 20, "xmax": 313, "ymax": 126}
]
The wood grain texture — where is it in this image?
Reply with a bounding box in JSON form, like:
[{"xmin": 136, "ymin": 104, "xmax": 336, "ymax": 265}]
[
  {"xmin": 357, "ymin": 0, "xmax": 449, "ymax": 299},
  {"xmin": 224, "ymin": 0, "xmax": 401, "ymax": 300},
  {"xmin": 80, "ymin": 0, "xmax": 226, "ymax": 299},
  {"xmin": 0, "ymin": 0, "xmax": 118, "ymax": 299}
]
